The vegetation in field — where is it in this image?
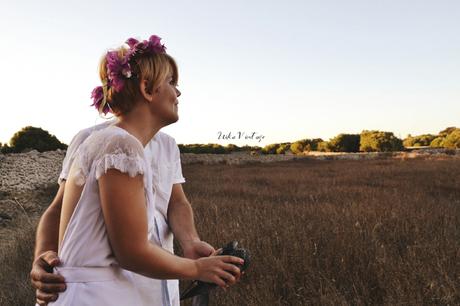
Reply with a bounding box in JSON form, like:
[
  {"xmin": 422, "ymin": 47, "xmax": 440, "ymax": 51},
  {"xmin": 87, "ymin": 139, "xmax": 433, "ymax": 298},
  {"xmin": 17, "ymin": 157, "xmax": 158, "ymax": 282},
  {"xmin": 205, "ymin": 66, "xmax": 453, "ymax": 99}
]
[
  {"xmin": 178, "ymin": 159, "xmax": 460, "ymax": 305},
  {"xmin": 2, "ymin": 126, "xmax": 459, "ymax": 155},
  {"xmin": 1, "ymin": 126, "xmax": 67, "ymax": 153},
  {"xmin": 1, "ymin": 159, "xmax": 459, "ymax": 305}
]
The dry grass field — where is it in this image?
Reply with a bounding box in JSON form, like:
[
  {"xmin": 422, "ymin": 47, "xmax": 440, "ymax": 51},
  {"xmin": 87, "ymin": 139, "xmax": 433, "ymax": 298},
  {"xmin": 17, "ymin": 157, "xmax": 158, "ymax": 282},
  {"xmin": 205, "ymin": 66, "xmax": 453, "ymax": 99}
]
[{"xmin": 1, "ymin": 157, "xmax": 459, "ymax": 305}]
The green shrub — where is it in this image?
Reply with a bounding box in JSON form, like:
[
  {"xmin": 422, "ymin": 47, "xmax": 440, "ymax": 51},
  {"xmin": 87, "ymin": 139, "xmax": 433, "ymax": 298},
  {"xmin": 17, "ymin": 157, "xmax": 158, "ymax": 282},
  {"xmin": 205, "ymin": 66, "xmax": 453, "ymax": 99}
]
[
  {"xmin": 359, "ymin": 130, "xmax": 403, "ymax": 152},
  {"xmin": 317, "ymin": 141, "xmax": 332, "ymax": 152},
  {"xmin": 178, "ymin": 143, "xmax": 228, "ymax": 154},
  {"xmin": 225, "ymin": 144, "xmax": 240, "ymax": 153},
  {"xmin": 9, "ymin": 126, "xmax": 67, "ymax": 153},
  {"xmin": 442, "ymin": 129, "xmax": 460, "ymax": 149},
  {"xmin": 276, "ymin": 144, "xmax": 290, "ymax": 155},
  {"xmin": 262, "ymin": 143, "xmax": 280, "ymax": 154},
  {"xmin": 290, "ymin": 142, "xmax": 304, "ymax": 154},
  {"xmin": 328, "ymin": 134, "xmax": 360, "ymax": 152},
  {"xmin": 430, "ymin": 137, "xmax": 444, "ymax": 148},
  {"xmin": 289, "ymin": 138, "xmax": 323, "ymax": 154},
  {"xmin": 0, "ymin": 144, "xmax": 13, "ymax": 154},
  {"xmin": 403, "ymin": 134, "xmax": 436, "ymax": 147},
  {"xmin": 439, "ymin": 127, "xmax": 458, "ymax": 137}
]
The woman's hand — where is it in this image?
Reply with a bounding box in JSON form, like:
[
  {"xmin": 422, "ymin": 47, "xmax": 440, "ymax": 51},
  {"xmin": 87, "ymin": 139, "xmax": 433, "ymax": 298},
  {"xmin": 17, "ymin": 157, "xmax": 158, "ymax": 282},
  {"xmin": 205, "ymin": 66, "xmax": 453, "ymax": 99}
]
[{"xmin": 193, "ymin": 255, "xmax": 244, "ymax": 289}]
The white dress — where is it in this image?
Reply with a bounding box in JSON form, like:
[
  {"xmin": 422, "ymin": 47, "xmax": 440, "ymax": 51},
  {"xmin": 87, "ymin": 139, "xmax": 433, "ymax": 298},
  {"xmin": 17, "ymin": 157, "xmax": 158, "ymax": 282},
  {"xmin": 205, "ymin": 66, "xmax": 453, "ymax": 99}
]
[
  {"xmin": 55, "ymin": 120, "xmax": 186, "ymax": 305},
  {"xmin": 48, "ymin": 125, "xmax": 170, "ymax": 306}
]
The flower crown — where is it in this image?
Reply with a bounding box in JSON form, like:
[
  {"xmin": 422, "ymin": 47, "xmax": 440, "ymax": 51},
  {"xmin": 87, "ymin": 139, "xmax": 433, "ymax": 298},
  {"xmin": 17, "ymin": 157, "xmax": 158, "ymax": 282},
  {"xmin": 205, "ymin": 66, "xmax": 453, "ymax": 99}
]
[{"xmin": 91, "ymin": 35, "xmax": 167, "ymax": 115}]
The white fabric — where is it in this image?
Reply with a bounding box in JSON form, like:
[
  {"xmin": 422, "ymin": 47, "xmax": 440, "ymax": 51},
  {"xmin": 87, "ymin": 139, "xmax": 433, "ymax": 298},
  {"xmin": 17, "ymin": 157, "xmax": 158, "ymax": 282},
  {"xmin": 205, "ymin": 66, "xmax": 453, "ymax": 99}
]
[{"xmin": 53, "ymin": 121, "xmax": 186, "ymax": 306}]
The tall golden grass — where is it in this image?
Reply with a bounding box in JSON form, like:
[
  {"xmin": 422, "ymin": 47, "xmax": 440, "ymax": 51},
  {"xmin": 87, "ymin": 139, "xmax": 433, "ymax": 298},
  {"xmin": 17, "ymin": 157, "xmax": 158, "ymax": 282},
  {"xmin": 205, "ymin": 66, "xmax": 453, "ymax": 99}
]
[
  {"xmin": 179, "ymin": 158, "xmax": 460, "ymax": 305},
  {"xmin": 1, "ymin": 158, "xmax": 459, "ymax": 305}
]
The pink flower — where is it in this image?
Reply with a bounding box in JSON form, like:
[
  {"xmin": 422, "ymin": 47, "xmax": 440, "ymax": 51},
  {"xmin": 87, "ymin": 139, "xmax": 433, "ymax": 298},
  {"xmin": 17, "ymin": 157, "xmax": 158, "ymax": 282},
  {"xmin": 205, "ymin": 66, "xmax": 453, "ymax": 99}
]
[
  {"xmin": 90, "ymin": 34, "xmax": 168, "ymax": 114},
  {"xmin": 90, "ymin": 86, "xmax": 110, "ymax": 115},
  {"xmin": 126, "ymin": 38, "xmax": 139, "ymax": 48}
]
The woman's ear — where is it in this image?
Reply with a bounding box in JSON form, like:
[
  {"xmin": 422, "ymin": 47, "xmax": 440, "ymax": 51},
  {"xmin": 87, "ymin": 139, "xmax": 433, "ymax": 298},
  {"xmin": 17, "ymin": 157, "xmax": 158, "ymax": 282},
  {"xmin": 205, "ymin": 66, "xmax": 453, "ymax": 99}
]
[
  {"xmin": 139, "ymin": 80, "xmax": 160, "ymax": 102},
  {"xmin": 139, "ymin": 80, "xmax": 154, "ymax": 102}
]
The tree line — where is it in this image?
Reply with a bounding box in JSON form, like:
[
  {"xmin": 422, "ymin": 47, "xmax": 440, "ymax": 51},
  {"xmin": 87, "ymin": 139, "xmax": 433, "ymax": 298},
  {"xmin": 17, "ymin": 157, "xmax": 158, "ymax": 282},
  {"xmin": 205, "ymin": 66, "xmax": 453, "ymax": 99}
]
[{"xmin": 1, "ymin": 126, "xmax": 459, "ymax": 154}]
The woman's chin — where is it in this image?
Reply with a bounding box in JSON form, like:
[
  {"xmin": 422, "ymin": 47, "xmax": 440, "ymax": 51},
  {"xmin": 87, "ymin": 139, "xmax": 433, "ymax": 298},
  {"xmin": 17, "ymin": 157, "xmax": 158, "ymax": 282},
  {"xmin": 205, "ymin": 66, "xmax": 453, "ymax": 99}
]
[{"xmin": 169, "ymin": 113, "xmax": 179, "ymax": 124}]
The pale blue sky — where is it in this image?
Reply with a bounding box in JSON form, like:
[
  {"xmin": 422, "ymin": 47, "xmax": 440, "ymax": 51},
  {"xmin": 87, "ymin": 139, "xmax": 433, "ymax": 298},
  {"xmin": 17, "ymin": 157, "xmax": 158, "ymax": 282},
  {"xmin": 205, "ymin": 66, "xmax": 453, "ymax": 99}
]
[{"xmin": 1, "ymin": 0, "xmax": 459, "ymax": 147}]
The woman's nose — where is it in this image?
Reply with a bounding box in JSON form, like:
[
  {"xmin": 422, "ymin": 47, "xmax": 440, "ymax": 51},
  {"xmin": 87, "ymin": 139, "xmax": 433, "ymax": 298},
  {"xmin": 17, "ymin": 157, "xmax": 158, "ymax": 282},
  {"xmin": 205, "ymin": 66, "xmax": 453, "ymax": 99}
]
[{"xmin": 176, "ymin": 88, "xmax": 181, "ymax": 97}]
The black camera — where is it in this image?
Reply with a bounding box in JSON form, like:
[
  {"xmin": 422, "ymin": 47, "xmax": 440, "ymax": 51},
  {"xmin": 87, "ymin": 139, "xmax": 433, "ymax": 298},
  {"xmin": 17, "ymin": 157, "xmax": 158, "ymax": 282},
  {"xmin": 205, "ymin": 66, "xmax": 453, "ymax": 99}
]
[{"xmin": 180, "ymin": 241, "xmax": 250, "ymax": 301}]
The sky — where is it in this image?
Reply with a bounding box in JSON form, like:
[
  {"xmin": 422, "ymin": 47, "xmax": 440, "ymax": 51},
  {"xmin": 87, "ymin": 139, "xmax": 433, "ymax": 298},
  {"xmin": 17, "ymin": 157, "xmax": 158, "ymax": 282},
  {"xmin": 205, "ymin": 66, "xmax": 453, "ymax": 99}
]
[{"xmin": 0, "ymin": 0, "xmax": 459, "ymax": 147}]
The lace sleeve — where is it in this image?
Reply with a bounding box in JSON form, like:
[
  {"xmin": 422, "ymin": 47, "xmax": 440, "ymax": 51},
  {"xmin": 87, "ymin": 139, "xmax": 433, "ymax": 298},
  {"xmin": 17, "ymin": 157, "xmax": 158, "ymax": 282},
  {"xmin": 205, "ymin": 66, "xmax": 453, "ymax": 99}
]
[
  {"xmin": 69, "ymin": 127, "xmax": 148, "ymax": 186},
  {"xmin": 94, "ymin": 131, "xmax": 147, "ymax": 181}
]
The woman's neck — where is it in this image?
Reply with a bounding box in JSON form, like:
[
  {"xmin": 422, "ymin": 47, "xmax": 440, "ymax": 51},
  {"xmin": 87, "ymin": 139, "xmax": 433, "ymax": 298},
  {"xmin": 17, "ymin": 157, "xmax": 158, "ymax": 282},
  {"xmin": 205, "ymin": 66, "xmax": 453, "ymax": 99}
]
[{"xmin": 115, "ymin": 105, "xmax": 163, "ymax": 147}]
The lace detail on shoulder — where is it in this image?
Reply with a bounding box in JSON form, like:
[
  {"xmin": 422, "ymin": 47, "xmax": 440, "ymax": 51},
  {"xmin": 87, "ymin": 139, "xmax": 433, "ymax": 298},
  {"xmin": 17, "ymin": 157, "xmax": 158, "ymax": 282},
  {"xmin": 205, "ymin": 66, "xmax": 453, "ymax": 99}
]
[
  {"xmin": 94, "ymin": 150, "xmax": 147, "ymax": 181},
  {"xmin": 68, "ymin": 126, "xmax": 149, "ymax": 185}
]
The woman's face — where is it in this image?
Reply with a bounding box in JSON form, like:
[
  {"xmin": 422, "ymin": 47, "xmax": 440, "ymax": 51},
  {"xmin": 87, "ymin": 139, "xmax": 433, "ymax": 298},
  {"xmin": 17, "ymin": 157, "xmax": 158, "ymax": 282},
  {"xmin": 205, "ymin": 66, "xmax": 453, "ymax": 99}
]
[{"xmin": 153, "ymin": 73, "xmax": 181, "ymax": 125}]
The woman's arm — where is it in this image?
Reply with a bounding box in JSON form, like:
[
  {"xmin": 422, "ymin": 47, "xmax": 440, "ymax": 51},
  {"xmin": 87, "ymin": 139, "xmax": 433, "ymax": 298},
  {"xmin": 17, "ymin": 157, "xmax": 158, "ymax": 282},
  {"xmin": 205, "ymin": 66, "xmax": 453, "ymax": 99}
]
[{"xmin": 99, "ymin": 169, "xmax": 243, "ymax": 287}]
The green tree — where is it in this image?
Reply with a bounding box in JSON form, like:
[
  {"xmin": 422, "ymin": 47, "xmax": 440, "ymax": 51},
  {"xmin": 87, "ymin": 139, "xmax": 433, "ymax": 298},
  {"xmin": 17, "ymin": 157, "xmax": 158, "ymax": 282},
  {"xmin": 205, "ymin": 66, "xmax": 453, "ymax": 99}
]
[
  {"xmin": 317, "ymin": 141, "xmax": 332, "ymax": 152},
  {"xmin": 9, "ymin": 126, "xmax": 67, "ymax": 153},
  {"xmin": 439, "ymin": 127, "xmax": 458, "ymax": 137},
  {"xmin": 290, "ymin": 142, "xmax": 304, "ymax": 154},
  {"xmin": 262, "ymin": 143, "xmax": 280, "ymax": 154},
  {"xmin": 328, "ymin": 134, "xmax": 360, "ymax": 152},
  {"xmin": 442, "ymin": 129, "xmax": 460, "ymax": 149},
  {"xmin": 276, "ymin": 144, "xmax": 290, "ymax": 154},
  {"xmin": 211, "ymin": 143, "xmax": 226, "ymax": 154},
  {"xmin": 359, "ymin": 130, "xmax": 403, "ymax": 152},
  {"xmin": 403, "ymin": 134, "xmax": 436, "ymax": 147},
  {"xmin": 430, "ymin": 137, "xmax": 444, "ymax": 148},
  {"xmin": 403, "ymin": 136, "xmax": 415, "ymax": 147},
  {"xmin": 289, "ymin": 138, "xmax": 323, "ymax": 153},
  {"xmin": 225, "ymin": 144, "xmax": 240, "ymax": 153}
]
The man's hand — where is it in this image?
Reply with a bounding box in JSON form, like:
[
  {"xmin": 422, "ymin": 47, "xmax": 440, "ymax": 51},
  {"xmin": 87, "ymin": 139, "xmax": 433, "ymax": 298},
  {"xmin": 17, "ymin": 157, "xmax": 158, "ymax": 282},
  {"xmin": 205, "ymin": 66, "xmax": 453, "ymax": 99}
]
[
  {"xmin": 181, "ymin": 240, "xmax": 215, "ymax": 259},
  {"xmin": 30, "ymin": 251, "xmax": 66, "ymax": 305}
]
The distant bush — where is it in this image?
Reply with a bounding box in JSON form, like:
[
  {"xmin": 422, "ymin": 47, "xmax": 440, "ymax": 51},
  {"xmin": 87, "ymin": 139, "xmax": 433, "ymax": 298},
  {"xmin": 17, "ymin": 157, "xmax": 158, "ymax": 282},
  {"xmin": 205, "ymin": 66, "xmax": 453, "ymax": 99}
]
[
  {"xmin": 304, "ymin": 138, "xmax": 322, "ymax": 152},
  {"xmin": 442, "ymin": 129, "xmax": 460, "ymax": 149},
  {"xmin": 178, "ymin": 143, "xmax": 262, "ymax": 154},
  {"xmin": 8, "ymin": 126, "xmax": 67, "ymax": 153},
  {"xmin": 290, "ymin": 138, "xmax": 323, "ymax": 154},
  {"xmin": 439, "ymin": 127, "xmax": 458, "ymax": 137},
  {"xmin": 328, "ymin": 134, "xmax": 360, "ymax": 152},
  {"xmin": 359, "ymin": 130, "xmax": 403, "ymax": 152},
  {"xmin": 240, "ymin": 145, "xmax": 261, "ymax": 152},
  {"xmin": 0, "ymin": 144, "xmax": 13, "ymax": 154},
  {"xmin": 225, "ymin": 144, "xmax": 240, "ymax": 153},
  {"xmin": 430, "ymin": 137, "xmax": 444, "ymax": 148},
  {"xmin": 403, "ymin": 134, "xmax": 436, "ymax": 147},
  {"xmin": 290, "ymin": 142, "xmax": 304, "ymax": 154},
  {"xmin": 261, "ymin": 143, "xmax": 280, "ymax": 154},
  {"xmin": 178, "ymin": 143, "xmax": 228, "ymax": 154},
  {"xmin": 276, "ymin": 144, "xmax": 291, "ymax": 155},
  {"xmin": 317, "ymin": 141, "xmax": 332, "ymax": 152}
]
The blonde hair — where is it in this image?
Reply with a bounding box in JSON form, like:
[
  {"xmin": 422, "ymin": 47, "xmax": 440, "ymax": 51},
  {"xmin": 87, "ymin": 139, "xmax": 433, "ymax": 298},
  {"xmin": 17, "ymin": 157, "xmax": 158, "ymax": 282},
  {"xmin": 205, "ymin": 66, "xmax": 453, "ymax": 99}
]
[{"xmin": 97, "ymin": 46, "xmax": 178, "ymax": 116}]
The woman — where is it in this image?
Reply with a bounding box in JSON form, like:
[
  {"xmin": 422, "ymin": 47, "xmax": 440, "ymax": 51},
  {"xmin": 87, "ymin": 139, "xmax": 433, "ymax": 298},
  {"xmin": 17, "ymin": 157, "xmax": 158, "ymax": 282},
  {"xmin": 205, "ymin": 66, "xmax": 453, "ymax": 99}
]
[{"xmin": 48, "ymin": 35, "xmax": 243, "ymax": 305}]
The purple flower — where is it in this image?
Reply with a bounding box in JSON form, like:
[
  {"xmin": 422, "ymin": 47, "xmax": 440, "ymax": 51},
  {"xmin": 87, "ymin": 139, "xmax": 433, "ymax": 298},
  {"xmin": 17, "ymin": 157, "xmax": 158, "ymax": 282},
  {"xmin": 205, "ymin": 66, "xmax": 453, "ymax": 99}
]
[
  {"xmin": 90, "ymin": 86, "xmax": 110, "ymax": 115},
  {"xmin": 91, "ymin": 85, "xmax": 103, "ymax": 103},
  {"xmin": 126, "ymin": 38, "xmax": 139, "ymax": 48},
  {"xmin": 89, "ymin": 34, "xmax": 168, "ymax": 114},
  {"xmin": 127, "ymin": 35, "xmax": 166, "ymax": 58},
  {"xmin": 147, "ymin": 35, "xmax": 166, "ymax": 53},
  {"xmin": 106, "ymin": 50, "xmax": 131, "ymax": 91}
]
